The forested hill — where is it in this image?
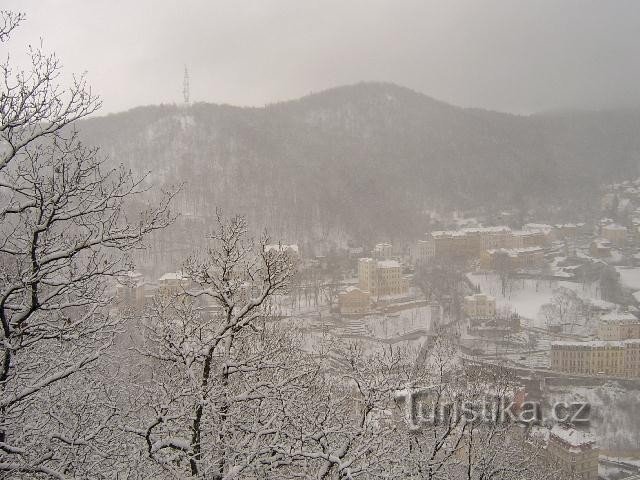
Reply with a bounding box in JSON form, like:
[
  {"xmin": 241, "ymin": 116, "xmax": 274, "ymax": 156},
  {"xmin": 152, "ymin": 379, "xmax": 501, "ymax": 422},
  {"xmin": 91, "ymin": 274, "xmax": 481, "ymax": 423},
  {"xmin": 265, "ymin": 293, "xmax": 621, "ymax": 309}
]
[{"xmin": 78, "ymin": 82, "xmax": 640, "ymax": 243}]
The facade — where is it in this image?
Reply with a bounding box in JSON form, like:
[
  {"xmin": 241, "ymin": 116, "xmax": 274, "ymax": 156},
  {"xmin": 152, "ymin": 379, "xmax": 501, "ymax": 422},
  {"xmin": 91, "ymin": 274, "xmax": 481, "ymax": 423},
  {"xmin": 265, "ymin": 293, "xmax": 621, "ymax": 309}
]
[
  {"xmin": 589, "ymin": 238, "xmax": 613, "ymax": 258},
  {"xmin": 510, "ymin": 229, "xmax": 547, "ymax": 248},
  {"xmin": 158, "ymin": 272, "xmax": 191, "ymax": 295},
  {"xmin": 553, "ymin": 223, "xmax": 579, "ymax": 240},
  {"xmin": 480, "ymin": 247, "xmax": 545, "ymax": 270},
  {"xmin": 550, "ymin": 340, "xmax": 640, "ymax": 377},
  {"xmin": 373, "ymin": 243, "xmax": 393, "ymax": 259},
  {"xmin": 598, "ymin": 311, "xmax": 640, "ymax": 340},
  {"xmin": 414, "ymin": 239, "xmax": 435, "ymax": 264},
  {"xmin": 337, "ymin": 287, "xmax": 371, "ymax": 314},
  {"xmin": 601, "ymin": 224, "xmax": 627, "ymax": 246},
  {"xmin": 429, "ymin": 230, "xmax": 478, "ymax": 260},
  {"xmin": 463, "ymin": 293, "xmax": 496, "ymax": 319},
  {"xmin": 358, "ymin": 258, "xmax": 408, "ymax": 297},
  {"xmin": 426, "ymin": 226, "xmax": 546, "ymax": 262},
  {"xmin": 547, "ymin": 425, "xmax": 598, "ymax": 480}
]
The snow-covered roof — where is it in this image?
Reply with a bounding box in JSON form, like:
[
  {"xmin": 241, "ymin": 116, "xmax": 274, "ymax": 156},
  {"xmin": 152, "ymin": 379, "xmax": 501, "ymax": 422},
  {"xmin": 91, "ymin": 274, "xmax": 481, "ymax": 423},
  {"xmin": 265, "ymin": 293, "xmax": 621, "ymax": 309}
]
[
  {"xmin": 377, "ymin": 260, "xmax": 401, "ymax": 269},
  {"xmin": 264, "ymin": 244, "xmax": 299, "ymax": 254},
  {"xmin": 464, "ymin": 293, "xmax": 496, "ymax": 302},
  {"xmin": 602, "ymin": 223, "xmax": 627, "ymax": 232},
  {"xmin": 340, "ymin": 286, "xmax": 369, "ymax": 295},
  {"xmin": 600, "ymin": 311, "xmax": 639, "ymax": 324},
  {"xmin": 524, "ymin": 223, "xmax": 553, "ymax": 233},
  {"xmin": 549, "ymin": 425, "xmax": 596, "ymax": 451},
  {"xmin": 511, "ymin": 229, "xmax": 545, "ymax": 237},
  {"xmin": 461, "ymin": 226, "xmax": 511, "ymax": 234},
  {"xmin": 551, "ymin": 339, "xmax": 640, "ymax": 348},
  {"xmin": 158, "ymin": 272, "xmax": 185, "ymax": 282},
  {"xmin": 485, "ymin": 246, "xmax": 544, "ymax": 256}
]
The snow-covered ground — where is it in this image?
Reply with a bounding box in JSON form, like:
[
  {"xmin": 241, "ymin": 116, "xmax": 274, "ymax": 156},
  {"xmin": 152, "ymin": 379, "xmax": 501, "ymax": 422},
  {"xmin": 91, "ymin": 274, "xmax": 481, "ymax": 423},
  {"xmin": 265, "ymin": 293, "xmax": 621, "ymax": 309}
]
[
  {"xmin": 467, "ymin": 272, "xmax": 602, "ymax": 327},
  {"xmin": 291, "ymin": 305, "xmax": 433, "ymax": 355},
  {"xmin": 617, "ymin": 266, "xmax": 640, "ymax": 292}
]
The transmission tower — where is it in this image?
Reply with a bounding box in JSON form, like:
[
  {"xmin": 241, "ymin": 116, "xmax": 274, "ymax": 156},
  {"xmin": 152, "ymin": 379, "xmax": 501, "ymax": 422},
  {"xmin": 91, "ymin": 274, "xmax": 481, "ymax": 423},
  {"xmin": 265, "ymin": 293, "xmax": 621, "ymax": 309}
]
[{"xmin": 183, "ymin": 66, "xmax": 190, "ymax": 105}]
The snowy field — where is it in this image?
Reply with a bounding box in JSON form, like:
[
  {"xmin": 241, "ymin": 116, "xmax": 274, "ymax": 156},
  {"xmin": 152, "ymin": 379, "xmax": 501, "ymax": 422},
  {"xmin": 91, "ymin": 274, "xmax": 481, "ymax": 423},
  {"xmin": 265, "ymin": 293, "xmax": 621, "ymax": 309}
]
[
  {"xmin": 616, "ymin": 266, "xmax": 640, "ymax": 291},
  {"xmin": 467, "ymin": 273, "xmax": 602, "ymax": 327}
]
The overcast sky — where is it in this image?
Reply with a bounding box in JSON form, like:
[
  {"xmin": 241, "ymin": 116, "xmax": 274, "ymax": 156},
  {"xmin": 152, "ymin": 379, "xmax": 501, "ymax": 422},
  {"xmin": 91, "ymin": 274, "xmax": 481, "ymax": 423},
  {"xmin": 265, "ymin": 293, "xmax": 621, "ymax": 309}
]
[{"xmin": 4, "ymin": 0, "xmax": 640, "ymax": 115}]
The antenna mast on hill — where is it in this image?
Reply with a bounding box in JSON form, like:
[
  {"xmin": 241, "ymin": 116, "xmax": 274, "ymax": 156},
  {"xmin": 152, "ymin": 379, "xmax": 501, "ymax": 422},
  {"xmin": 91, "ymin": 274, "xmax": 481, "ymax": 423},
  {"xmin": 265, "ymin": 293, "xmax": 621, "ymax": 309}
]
[{"xmin": 183, "ymin": 66, "xmax": 190, "ymax": 105}]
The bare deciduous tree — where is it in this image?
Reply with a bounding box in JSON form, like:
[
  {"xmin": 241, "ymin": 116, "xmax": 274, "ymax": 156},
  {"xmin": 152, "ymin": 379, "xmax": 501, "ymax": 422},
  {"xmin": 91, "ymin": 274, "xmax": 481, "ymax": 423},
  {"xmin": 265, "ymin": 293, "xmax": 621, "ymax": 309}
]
[{"xmin": 0, "ymin": 11, "xmax": 175, "ymax": 478}]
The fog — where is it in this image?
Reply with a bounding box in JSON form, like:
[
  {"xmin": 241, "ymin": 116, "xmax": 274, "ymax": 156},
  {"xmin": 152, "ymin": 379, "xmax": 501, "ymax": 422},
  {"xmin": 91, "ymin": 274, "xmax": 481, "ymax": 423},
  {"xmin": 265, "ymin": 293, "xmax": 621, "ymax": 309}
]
[{"xmin": 5, "ymin": 0, "xmax": 640, "ymax": 114}]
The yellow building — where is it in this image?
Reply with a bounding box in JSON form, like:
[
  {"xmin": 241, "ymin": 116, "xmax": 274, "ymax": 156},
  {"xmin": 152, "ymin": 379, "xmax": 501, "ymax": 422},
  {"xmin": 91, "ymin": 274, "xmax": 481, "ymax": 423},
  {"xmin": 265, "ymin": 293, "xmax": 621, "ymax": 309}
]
[
  {"xmin": 337, "ymin": 287, "xmax": 371, "ymax": 314},
  {"xmin": 480, "ymin": 247, "xmax": 545, "ymax": 271},
  {"xmin": 551, "ymin": 340, "xmax": 640, "ymax": 377},
  {"xmin": 157, "ymin": 272, "xmax": 191, "ymax": 296},
  {"xmin": 601, "ymin": 224, "xmax": 627, "ymax": 246},
  {"xmin": 414, "ymin": 239, "xmax": 435, "ymax": 264},
  {"xmin": 426, "ymin": 226, "xmax": 546, "ymax": 262},
  {"xmin": 589, "ymin": 239, "xmax": 613, "ymax": 258},
  {"xmin": 358, "ymin": 258, "xmax": 408, "ymax": 298},
  {"xmin": 547, "ymin": 425, "xmax": 598, "ymax": 480},
  {"xmin": 463, "ymin": 293, "xmax": 496, "ymax": 319},
  {"xmin": 598, "ymin": 311, "xmax": 640, "ymax": 340},
  {"xmin": 510, "ymin": 229, "xmax": 548, "ymax": 248},
  {"xmin": 373, "ymin": 243, "xmax": 393, "ymax": 259}
]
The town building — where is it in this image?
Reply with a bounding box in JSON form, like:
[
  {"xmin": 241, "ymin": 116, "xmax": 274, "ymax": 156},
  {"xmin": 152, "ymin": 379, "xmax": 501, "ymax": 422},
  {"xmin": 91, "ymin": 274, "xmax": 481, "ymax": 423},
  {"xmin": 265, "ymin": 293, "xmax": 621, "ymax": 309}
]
[
  {"xmin": 264, "ymin": 243, "xmax": 300, "ymax": 259},
  {"xmin": 337, "ymin": 287, "xmax": 371, "ymax": 314},
  {"xmin": 413, "ymin": 239, "xmax": 435, "ymax": 264},
  {"xmin": 601, "ymin": 223, "xmax": 627, "ymax": 246},
  {"xmin": 550, "ymin": 339, "xmax": 640, "ymax": 377},
  {"xmin": 372, "ymin": 243, "xmax": 393, "ymax": 259},
  {"xmin": 598, "ymin": 311, "xmax": 640, "ymax": 340},
  {"xmin": 158, "ymin": 272, "xmax": 191, "ymax": 296},
  {"xmin": 358, "ymin": 258, "xmax": 408, "ymax": 298},
  {"xmin": 463, "ymin": 293, "xmax": 496, "ymax": 320},
  {"xmin": 553, "ymin": 223, "xmax": 579, "ymax": 240},
  {"xmin": 480, "ymin": 247, "xmax": 545, "ymax": 271},
  {"xmin": 589, "ymin": 238, "xmax": 613, "ymax": 258},
  {"xmin": 510, "ymin": 229, "xmax": 548, "ymax": 248},
  {"xmin": 547, "ymin": 425, "xmax": 598, "ymax": 480},
  {"xmin": 426, "ymin": 226, "xmax": 546, "ymax": 262}
]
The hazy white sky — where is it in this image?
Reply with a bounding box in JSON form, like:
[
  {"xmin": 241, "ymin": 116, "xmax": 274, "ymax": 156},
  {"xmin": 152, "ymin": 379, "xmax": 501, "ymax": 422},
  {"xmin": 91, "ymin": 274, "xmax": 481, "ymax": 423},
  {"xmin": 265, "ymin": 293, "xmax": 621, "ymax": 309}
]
[{"xmin": 4, "ymin": 0, "xmax": 640, "ymax": 115}]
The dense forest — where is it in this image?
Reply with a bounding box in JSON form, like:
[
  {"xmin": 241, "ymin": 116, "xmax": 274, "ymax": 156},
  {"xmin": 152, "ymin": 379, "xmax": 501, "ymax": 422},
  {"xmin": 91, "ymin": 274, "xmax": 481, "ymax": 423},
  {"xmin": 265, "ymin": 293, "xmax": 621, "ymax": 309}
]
[{"xmin": 78, "ymin": 82, "xmax": 640, "ymax": 245}]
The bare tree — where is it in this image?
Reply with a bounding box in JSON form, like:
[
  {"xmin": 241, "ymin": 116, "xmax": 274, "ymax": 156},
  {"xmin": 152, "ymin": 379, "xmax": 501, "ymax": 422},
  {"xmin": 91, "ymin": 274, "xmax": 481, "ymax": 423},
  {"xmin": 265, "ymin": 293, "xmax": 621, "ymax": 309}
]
[
  {"xmin": 127, "ymin": 214, "xmax": 319, "ymax": 478},
  {"xmin": 0, "ymin": 11, "xmax": 175, "ymax": 478}
]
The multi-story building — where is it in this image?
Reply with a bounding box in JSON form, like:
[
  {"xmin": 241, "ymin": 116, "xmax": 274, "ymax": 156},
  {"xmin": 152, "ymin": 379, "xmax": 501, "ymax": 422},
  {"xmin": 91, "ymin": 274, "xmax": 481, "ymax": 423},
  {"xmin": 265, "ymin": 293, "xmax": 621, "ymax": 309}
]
[
  {"xmin": 598, "ymin": 311, "xmax": 640, "ymax": 340},
  {"xmin": 550, "ymin": 339, "xmax": 640, "ymax": 377},
  {"xmin": 373, "ymin": 243, "xmax": 393, "ymax": 259},
  {"xmin": 358, "ymin": 258, "xmax": 408, "ymax": 298},
  {"xmin": 338, "ymin": 287, "xmax": 371, "ymax": 314},
  {"xmin": 523, "ymin": 223, "xmax": 553, "ymax": 242},
  {"xmin": 480, "ymin": 247, "xmax": 545, "ymax": 271},
  {"xmin": 429, "ymin": 230, "xmax": 478, "ymax": 260},
  {"xmin": 158, "ymin": 272, "xmax": 191, "ymax": 296},
  {"xmin": 547, "ymin": 424, "xmax": 598, "ymax": 480},
  {"xmin": 510, "ymin": 229, "xmax": 548, "ymax": 248},
  {"xmin": 601, "ymin": 223, "xmax": 627, "ymax": 246},
  {"xmin": 553, "ymin": 223, "xmax": 579, "ymax": 240},
  {"xmin": 414, "ymin": 239, "xmax": 435, "ymax": 264},
  {"xmin": 589, "ymin": 238, "xmax": 613, "ymax": 258},
  {"xmin": 463, "ymin": 294, "xmax": 496, "ymax": 320},
  {"xmin": 426, "ymin": 226, "xmax": 546, "ymax": 262}
]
